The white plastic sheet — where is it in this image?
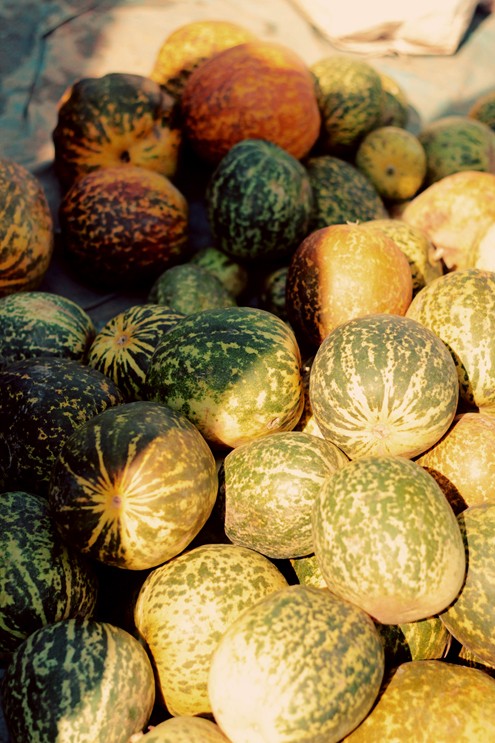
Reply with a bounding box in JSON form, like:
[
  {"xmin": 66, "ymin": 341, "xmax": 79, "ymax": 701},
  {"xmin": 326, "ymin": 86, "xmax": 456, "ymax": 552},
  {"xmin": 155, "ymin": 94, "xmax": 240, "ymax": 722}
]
[{"xmin": 291, "ymin": 0, "xmax": 482, "ymax": 54}]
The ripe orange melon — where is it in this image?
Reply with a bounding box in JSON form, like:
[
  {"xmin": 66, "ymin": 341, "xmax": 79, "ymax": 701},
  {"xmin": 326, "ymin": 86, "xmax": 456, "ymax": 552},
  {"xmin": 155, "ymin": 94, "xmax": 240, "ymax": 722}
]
[
  {"xmin": 58, "ymin": 165, "xmax": 188, "ymax": 289},
  {"xmin": 180, "ymin": 40, "xmax": 321, "ymax": 165},
  {"xmin": 285, "ymin": 223, "xmax": 413, "ymax": 346},
  {"xmin": 417, "ymin": 411, "xmax": 495, "ymax": 513}
]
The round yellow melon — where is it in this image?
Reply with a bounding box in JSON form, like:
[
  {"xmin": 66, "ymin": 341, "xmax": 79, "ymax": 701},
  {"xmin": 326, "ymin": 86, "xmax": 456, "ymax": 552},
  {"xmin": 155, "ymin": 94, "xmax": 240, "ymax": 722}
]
[
  {"xmin": 344, "ymin": 660, "xmax": 495, "ymax": 740},
  {"xmin": 133, "ymin": 543, "xmax": 288, "ymax": 717},
  {"xmin": 149, "ymin": 20, "xmax": 256, "ymax": 99},
  {"xmin": 208, "ymin": 584, "xmax": 385, "ymax": 743}
]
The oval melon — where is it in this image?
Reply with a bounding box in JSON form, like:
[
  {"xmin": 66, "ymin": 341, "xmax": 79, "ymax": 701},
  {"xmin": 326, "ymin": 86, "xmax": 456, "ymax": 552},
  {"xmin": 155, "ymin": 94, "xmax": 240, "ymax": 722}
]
[
  {"xmin": 181, "ymin": 40, "xmax": 321, "ymax": 164},
  {"xmin": 144, "ymin": 306, "xmax": 304, "ymax": 450},
  {"xmin": 310, "ymin": 55, "xmax": 383, "ymax": 156},
  {"xmin": 134, "ymin": 543, "xmax": 288, "ymax": 717},
  {"xmin": 405, "ymin": 267, "xmax": 495, "ymax": 412},
  {"xmin": 58, "ymin": 165, "xmax": 189, "ymax": 290},
  {"xmin": 2, "ymin": 617, "xmax": 155, "ymax": 742},
  {"xmin": 309, "ymin": 313, "xmax": 458, "ymax": 460},
  {"xmin": 418, "ymin": 114, "xmax": 495, "ymax": 186},
  {"xmin": 312, "ymin": 455, "xmax": 466, "ymax": 624},
  {"xmin": 48, "ymin": 400, "xmax": 218, "ymax": 570},
  {"xmin": 0, "ymin": 157, "xmax": 54, "ymax": 297},
  {"xmin": 205, "ymin": 138, "xmax": 314, "ymax": 262},
  {"xmin": 417, "ymin": 411, "xmax": 495, "ymax": 512},
  {"xmin": 305, "ymin": 155, "xmax": 387, "ymax": 231},
  {"xmin": 148, "ymin": 263, "xmax": 236, "ymax": 314},
  {"xmin": 343, "ymin": 660, "xmax": 495, "ymax": 741},
  {"xmin": 0, "ymin": 491, "xmax": 97, "ymax": 658},
  {"xmin": 208, "ymin": 584, "xmax": 385, "ymax": 743},
  {"xmin": 355, "ymin": 125, "xmax": 427, "ymax": 202},
  {"xmin": 53, "ymin": 72, "xmax": 181, "ymax": 188},
  {"xmin": 285, "ymin": 224, "xmax": 413, "ymax": 347},
  {"xmin": 0, "ymin": 290, "xmax": 95, "ymax": 365},
  {"xmin": 440, "ymin": 502, "xmax": 495, "ymax": 666},
  {"xmin": 222, "ymin": 430, "xmax": 348, "ymax": 559}
]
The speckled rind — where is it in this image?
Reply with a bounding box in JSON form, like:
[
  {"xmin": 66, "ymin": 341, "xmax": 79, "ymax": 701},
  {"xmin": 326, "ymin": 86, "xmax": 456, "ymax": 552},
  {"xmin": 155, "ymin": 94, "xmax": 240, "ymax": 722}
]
[
  {"xmin": 0, "ymin": 491, "xmax": 97, "ymax": 657},
  {"xmin": 2, "ymin": 617, "xmax": 155, "ymax": 743},
  {"xmin": 206, "ymin": 139, "xmax": 314, "ymax": 261},
  {"xmin": 138, "ymin": 716, "xmax": 229, "ymax": 742},
  {"xmin": 145, "ymin": 306, "xmax": 304, "ymax": 450},
  {"xmin": 310, "ymin": 56, "xmax": 383, "ymax": 155},
  {"xmin": 87, "ymin": 304, "xmax": 184, "ymax": 402},
  {"xmin": 290, "ymin": 554, "xmax": 452, "ymax": 668},
  {"xmin": 48, "ymin": 400, "xmax": 218, "ymax": 571},
  {"xmin": 354, "ymin": 126, "xmax": 427, "ymax": 202},
  {"xmin": 362, "ymin": 218, "xmax": 443, "ymax": 295},
  {"xmin": 148, "ymin": 264, "xmax": 236, "ymax": 314},
  {"xmin": 343, "ymin": 660, "xmax": 495, "ymax": 741},
  {"xmin": 0, "ymin": 357, "xmax": 123, "ymax": 496},
  {"xmin": 134, "ymin": 543, "xmax": 288, "ymax": 716},
  {"xmin": 58, "ymin": 165, "xmax": 189, "ymax": 289},
  {"xmin": 0, "ymin": 157, "xmax": 54, "ymax": 297},
  {"xmin": 223, "ymin": 430, "xmax": 348, "ymax": 558},
  {"xmin": 406, "ymin": 268, "xmax": 495, "ymax": 411},
  {"xmin": 53, "ymin": 72, "xmax": 182, "ymax": 188},
  {"xmin": 418, "ymin": 114, "xmax": 495, "ymax": 186},
  {"xmin": 208, "ymin": 584, "xmax": 384, "ymax": 743},
  {"xmin": 440, "ymin": 503, "xmax": 495, "ymax": 666},
  {"xmin": 0, "ymin": 290, "xmax": 95, "ymax": 364},
  {"xmin": 309, "ymin": 313, "xmax": 459, "ymax": 459},
  {"xmin": 305, "ymin": 155, "xmax": 387, "ymax": 231},
  {"xmin": 181, "ymin": 40, "xmax": 321, "ymax": 164},
  {"xmin": 188, "ymin": 246, "xmax": 249, "ymax": 298},
  {"xmin": 312, "ymin": 455, "xmax": 466, "ymax": 624}
]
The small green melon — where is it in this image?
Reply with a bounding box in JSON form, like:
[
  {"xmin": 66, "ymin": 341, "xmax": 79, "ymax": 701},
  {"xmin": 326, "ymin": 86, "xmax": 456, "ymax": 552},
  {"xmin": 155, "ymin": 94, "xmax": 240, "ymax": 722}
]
[
  {"xmin": 305, "ymin": 155, "xmax": 387, "ymax": 231},
  {"xmin": 418, "ymin": 114, "xmax": 495, "ymax": 185},
  {"xmin": 144, "ymin": 306, "xmax": 304, "ymax": 450},
  {"xmin": 222, "ymin": 430, "xmax": 348, "ymax": 559},
  {"xmin": 205, "ymin": 138, "xmax": 313, "ymax": 262},
  {"xmin": 149, "ymin": 263, "xmax": 236, "ymax": 314}
]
